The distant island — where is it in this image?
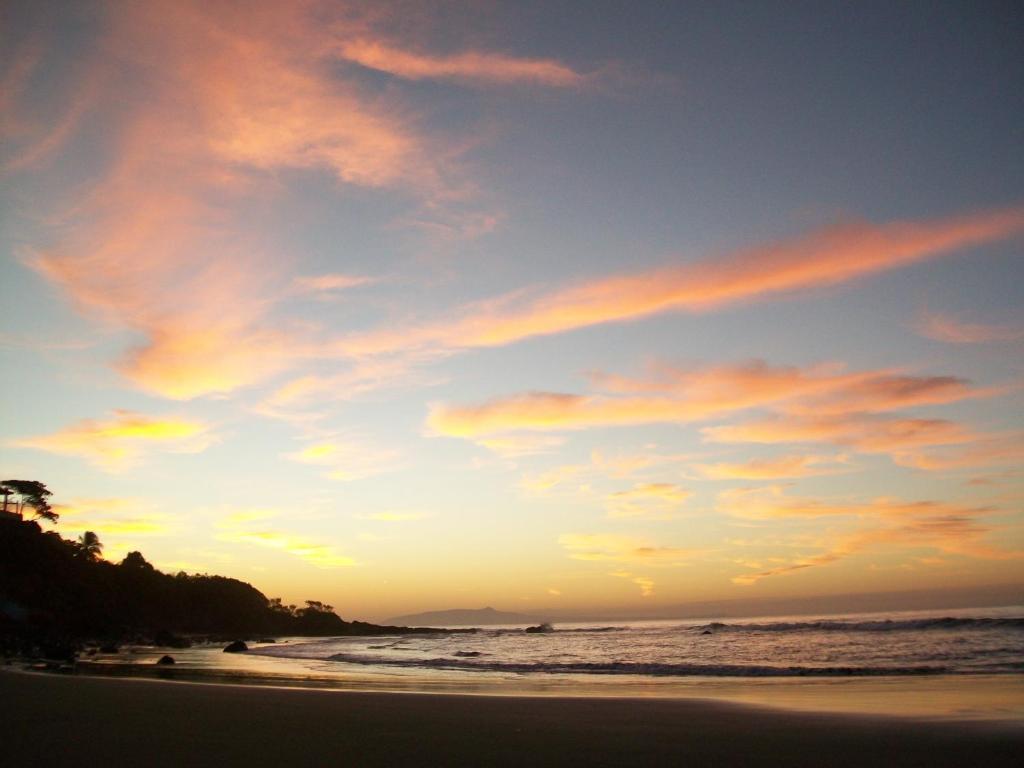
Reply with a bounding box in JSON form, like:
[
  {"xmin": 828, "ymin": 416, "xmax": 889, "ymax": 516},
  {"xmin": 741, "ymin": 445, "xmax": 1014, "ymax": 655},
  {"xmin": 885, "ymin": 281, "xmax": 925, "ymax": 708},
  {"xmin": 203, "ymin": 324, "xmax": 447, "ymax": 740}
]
[
  {"xmin": 0, "ymin": 481, "xmax": 456, "ymax": 659},
  {"xmin": 386, "ymin": 606, "xmax": 548, "ymax": 626}
]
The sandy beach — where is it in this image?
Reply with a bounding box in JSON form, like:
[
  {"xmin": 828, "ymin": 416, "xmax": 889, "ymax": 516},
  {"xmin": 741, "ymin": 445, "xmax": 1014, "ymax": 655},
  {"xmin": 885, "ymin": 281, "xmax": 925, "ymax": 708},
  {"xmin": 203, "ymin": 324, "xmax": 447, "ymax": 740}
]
[{"xmin": 3, "ymin": 671, "xmax": 1021, "ymax": 767}]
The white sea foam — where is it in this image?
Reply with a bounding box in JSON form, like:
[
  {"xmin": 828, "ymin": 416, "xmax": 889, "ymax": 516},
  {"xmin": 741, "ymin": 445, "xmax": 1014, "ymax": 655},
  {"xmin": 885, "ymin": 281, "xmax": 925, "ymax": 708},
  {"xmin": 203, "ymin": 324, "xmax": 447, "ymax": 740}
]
[{"xmin": 249, "ymin": 606, "xmax": 1024, "ymax": 679}]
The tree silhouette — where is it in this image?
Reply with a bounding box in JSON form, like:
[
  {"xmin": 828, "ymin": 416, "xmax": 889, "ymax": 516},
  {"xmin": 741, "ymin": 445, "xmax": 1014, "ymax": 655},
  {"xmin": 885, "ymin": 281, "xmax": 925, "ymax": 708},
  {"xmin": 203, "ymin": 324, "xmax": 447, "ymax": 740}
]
[
  {"xmin": 1, "ymin": 479, "xmax": 57, "ymax": 522},
  {"xmin": 120, "ymin": 551, "xmax": 155, "ymax": 571},
  {"xmin": 77, "ymin": 531, "xmax": 103, "ymax": 561}
]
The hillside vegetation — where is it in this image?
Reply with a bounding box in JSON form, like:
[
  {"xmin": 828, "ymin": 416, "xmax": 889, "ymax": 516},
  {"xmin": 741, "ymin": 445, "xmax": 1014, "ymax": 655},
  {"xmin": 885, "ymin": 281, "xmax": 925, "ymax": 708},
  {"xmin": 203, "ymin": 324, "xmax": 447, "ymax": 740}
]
[{"xmin": 0, "ymin": 517, "xmax": 440, "ymax": 657}]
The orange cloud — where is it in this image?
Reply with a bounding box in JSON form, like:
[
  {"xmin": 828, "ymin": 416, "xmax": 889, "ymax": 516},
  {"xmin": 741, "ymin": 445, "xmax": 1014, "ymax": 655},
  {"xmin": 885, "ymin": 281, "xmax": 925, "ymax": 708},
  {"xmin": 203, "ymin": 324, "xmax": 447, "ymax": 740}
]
[
  {"xmin": 606, "ymin": 483, "xmax": 691, "ymax": 520},
  {"xmin": 717, "ymin": 485, "xmax": 987, "ymax": 521},
  {"xmin": 341, "ymin": 206, "xmax": 1024, "ymax": 357},
  {"xmin": 916, "ymin": 308, "xmax": 1024, "ymax": 344},
  {"xmin": 54, "ymin": 498, "xmax": 171, "ymax": 537},
  {"xmin": 698, "ymin": 454, "xmax": 848, "ymax": 480},
  {"xmin": 216, "ymin": 509, "xmax": 356, "ymax": 568},
  {"xmin": 14, "ymin": 410, "xmax": 214, "ymax": 471},
  {"xmin": 520, "ymin": 464, "xmax": 588, "ymax": 494},
  {"xmin": 725, "ymin": 489, "xmax": 1019, "ymax": 584},
  {"xmin": 429, "ymin": 360, "xmax": 989, "ymax": 439},
  {"xmin": 285, "ymin": 439, "xmax": 400, "ymax": 481},
  {"xmin": 558, "ymin": 533, "xmax": 693, "ymax": 565},
  {"xmin": 14, "ymin": 1, "xmax": 482, "ymax": 400},
  {"xmin": 338, "ymin": 39, "xmax": 584, "ymax": 87},
  {"xmin": 291, "ymin": 273, "xmax": 377, "ymax": 298},
  {"xmin": 891, "ymin": 433, "xmax": 1024, "ymax": 471},
  {"xmin": 732, "ymin": 516, "xmax": 1019, "ymax": 585},
  {"xmin": 705, "ymin": 414, "xmax": 976, "ymax": 458},
  {"xmin": 260, "ymin": 355, "xmax": 449, "ymax": 419}
]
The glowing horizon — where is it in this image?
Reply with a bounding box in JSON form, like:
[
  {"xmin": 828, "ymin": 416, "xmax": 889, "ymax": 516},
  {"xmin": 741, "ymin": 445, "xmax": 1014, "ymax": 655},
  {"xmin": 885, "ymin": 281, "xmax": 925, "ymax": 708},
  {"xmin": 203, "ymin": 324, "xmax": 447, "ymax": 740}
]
[{"xmin": 2, "ymin": 1, "xmax": 1022, "ymax": 621}]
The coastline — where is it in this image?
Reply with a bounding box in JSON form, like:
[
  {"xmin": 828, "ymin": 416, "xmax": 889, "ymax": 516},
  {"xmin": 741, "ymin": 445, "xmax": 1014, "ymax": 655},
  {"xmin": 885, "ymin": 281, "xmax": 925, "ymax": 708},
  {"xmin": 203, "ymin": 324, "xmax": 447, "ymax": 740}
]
[
  {"xmin": 4, "ymin": 670, "xmax": 1022, "ymax": 767},
  {"xmin": 41, "ymin": 637, "xmax": 1024, "ymax": 721}
]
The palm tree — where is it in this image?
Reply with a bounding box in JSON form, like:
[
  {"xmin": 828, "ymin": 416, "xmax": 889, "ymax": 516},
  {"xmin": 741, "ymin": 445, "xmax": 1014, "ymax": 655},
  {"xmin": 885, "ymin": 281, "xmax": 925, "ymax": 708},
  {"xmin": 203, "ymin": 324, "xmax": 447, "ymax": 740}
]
[{"xmin": 77, "ymin": 531, "xmax": 103, "ymax": 561}]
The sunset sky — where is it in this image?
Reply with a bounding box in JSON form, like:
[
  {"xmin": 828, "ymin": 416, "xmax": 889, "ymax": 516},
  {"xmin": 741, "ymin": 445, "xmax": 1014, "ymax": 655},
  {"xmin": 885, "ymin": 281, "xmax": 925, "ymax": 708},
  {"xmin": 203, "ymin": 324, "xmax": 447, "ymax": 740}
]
[{"xmin": 2, "ymin": 1, "xmax": 1022, "ymax": 621}]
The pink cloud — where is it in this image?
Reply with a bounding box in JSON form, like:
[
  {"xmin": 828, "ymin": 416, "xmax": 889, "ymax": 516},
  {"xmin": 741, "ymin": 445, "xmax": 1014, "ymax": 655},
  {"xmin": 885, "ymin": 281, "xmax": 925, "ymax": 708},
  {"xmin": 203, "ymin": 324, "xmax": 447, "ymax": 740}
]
[
  {"xmin": 916, "ymin": 308, "xmax": 1024, "ymax": 344},
  {"xmin": 341, "ymin": 206, "xmax": 1024, "ymax": 357},
  {"xmin": 722, "ymin": 488, "xmax": 1020, "ymax": 584},
  {"xmin": 428, "ymin": 360, "xmax": 990, "ymax": 439},
  {"xmin": 338, "ymin": 39, "xmax": 585, "ymax": 87}
]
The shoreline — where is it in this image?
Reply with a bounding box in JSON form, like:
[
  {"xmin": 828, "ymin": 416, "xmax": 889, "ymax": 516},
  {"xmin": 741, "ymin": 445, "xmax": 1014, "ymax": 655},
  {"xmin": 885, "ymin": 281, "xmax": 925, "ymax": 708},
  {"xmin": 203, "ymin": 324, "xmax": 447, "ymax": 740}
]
[
  {"xmin": 4, "ymin": 671, "xmax": 1022, "ymax": 767},
  {"xmin": 15, "ymin": 643, "xmax": 1022, "ymax": 721}
]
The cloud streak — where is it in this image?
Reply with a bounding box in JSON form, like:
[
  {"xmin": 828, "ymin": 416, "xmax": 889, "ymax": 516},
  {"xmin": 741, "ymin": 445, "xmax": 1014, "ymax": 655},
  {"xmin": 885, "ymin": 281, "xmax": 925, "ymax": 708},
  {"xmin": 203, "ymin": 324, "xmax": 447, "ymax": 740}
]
[
  {"xmin": 216, "ymin": 510, "xmax": 356, "ymax": 568},
  {"xmin": 720, "ymin": 487, "xmax": 1020, "ymax": 584},
  {"xmin": 342, "ymin": 206, "xmax": 1024, "ymax": 358},
  {"xmin": 916, "ymin": 308, "xmax": 1024, "ymax": 344},
  {"xmin": 698, "ymin": 454, "xmax": 849, "ymax": 480},
  {"xmin": 606, "ymin": 483, "xmax": 691, "ymax": 520},
  {"xmin": 14, "ymin": 410, "xmax": 214, "ymax": 471},
  {"xmin": 13, "ymin": 1, "xmax": 518, "ymax": 400},
  {"xmin": 285, "ymin": 439, "xmax": 400, "ymax": 481},
  {"xmin": 54, "ymin": 497, "xmax": 171, "ymax": 537},
  {"xmin": 558, "ymin": 533, "xmax": 693, "ymax": 565},
  {"xmin": 338, "ymin": 40, "xmax": 585, "ymax": 87},
  {"xmin": 428, "ymin": 360, "xmax": 990, "ymax": 438}
]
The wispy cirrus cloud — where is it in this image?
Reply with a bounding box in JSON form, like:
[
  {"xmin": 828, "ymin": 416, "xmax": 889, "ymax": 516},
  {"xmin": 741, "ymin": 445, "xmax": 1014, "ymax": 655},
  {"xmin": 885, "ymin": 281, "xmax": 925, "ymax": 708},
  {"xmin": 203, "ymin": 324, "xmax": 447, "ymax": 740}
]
[
  {"xmin": 915, "ymin": 308, "xmax": 1024, "ymax": 344},
  {"xmin": 432, "ymin": 357, "xmax": 1021, "ymax": 475},
  {"xmin": 54, "ymin": 497, "xmax": 171, "ymax": 537},
  {"xmin": 731, "ymin": 512, "xmax": 1020, "ymax": 585},
  {"xmin": 698, "ymin": 454, "xmax": 849, "ymax": 480},
  {"xmin": 342, "ymin": 206, "xmax": 1024, "ymax": 359},
  {"xmin": 338, "ymin": 39, "xmax": 586, "ymax": 87},
  {"xmin": 12, "ymin": 1, "xmax": 535, "ymax": 401},
  {"xmin": 891, "ymin": 433, "xmax": 1024, "ymax": 471},
  {"xmin": 716, "ymin": 485, "xmax": 980, "ymax": 521},
  {"xmin": 14, "ymin": 410, "xmax": 215, "ymax": 471},
  {"xmin": 558, "ymin": 533, "xmax": 693, "ymax": 565},
  {"xmin": 719, "ymin": 486, "xmax": 1020, "ymax": 584},
  {"xmin": 216, "ymin": 509, "xmax": 356, "ymax": 568},
  {"xmin": 605, "ymin": 483, "xmax": 691, "ymax": 520},
  {"xmin": 520, "ymin": 464, "xmax": 588, "ymax": 494},
  {"xmin": 285, "ymin": 438, "xmax": 400, "ymax": 481},
  {"xmin": 704, "ymin": 413, "xmax": 978, "ymax": 460},
  {"xmin": 428, "ymin": 360, "xmax": 990, "ymax": 438},
  {"xmin": 291, "ymin": 273, "xmax": 377, "ymax": 300}
]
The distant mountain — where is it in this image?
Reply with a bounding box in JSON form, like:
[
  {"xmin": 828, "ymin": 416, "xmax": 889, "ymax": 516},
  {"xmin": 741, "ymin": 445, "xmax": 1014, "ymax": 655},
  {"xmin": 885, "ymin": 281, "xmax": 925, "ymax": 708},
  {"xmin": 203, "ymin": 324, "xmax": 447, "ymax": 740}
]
[{"xmin": 386, "ymin": 607, "xmax": 547, "ymax": 627}]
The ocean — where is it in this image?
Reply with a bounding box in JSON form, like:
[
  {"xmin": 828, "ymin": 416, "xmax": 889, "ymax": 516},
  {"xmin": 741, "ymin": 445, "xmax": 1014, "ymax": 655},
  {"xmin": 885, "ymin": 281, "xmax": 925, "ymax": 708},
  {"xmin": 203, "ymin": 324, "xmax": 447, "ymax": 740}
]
[{"xmin": 83, "ymin": 605, "xmax": 1024, "ymax": 720}]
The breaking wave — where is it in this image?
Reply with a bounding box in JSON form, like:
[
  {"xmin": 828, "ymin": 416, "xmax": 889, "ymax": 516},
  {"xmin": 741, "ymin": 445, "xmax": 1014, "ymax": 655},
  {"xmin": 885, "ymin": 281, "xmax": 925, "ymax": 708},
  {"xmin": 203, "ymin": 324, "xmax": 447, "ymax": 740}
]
[{"xmin": 323, "ymin": 652, "xmax": 957, "ymax": 677}]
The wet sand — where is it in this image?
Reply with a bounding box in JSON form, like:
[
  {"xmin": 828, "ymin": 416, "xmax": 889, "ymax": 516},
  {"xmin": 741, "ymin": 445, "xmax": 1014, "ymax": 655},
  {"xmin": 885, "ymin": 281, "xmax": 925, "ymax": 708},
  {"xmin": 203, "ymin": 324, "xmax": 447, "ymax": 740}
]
[{"xmin": 3, "ymin": 670, "xmax": 1021, "ymax": 766}]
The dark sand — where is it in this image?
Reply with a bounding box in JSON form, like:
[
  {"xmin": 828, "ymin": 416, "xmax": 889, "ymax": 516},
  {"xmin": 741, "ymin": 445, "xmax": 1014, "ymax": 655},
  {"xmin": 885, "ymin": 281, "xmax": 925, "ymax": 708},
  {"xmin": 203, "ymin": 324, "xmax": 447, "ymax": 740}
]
[{"xmin": 3, "ymin": 671, "xmax": 1021, "ymax": 766}]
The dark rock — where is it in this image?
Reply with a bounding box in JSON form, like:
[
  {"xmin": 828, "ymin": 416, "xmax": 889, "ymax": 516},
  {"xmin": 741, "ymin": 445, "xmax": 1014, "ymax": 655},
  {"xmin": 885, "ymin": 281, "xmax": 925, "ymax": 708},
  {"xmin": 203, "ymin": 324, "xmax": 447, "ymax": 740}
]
[
  {"xmin": 156, "ymin": 655, "xmax": 175, "ymax": 665},
  {"xmin": 223, "ymin": 640, "xmax": 248, "ymax": 653},
  {"xmin": 453, "ymin": 650, "xmax": 482, "ymax": 657},
  {"xmin": 701, "ymin": 630, "xmax": 713, "ymax": 635}
]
